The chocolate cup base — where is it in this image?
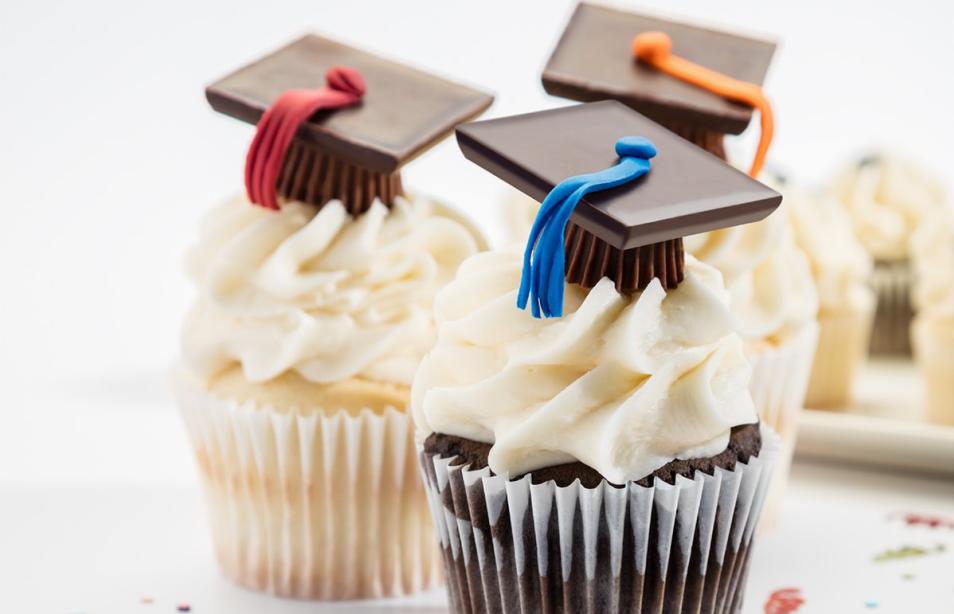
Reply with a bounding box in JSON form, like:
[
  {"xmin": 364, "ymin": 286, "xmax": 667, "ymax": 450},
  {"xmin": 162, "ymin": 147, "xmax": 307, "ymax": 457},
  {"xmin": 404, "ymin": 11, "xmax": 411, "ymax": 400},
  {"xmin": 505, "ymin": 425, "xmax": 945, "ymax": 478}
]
[
  {"xmin": 564, "ymin": 225, "xmax": 686, "ymax": 293},
  {"xmin": 278, "ymin": 138, "xmax": 403, "ymax": 215},
  {"xmin": 661, "ymin": 121, "xmax": 728, "ymax": 160}
]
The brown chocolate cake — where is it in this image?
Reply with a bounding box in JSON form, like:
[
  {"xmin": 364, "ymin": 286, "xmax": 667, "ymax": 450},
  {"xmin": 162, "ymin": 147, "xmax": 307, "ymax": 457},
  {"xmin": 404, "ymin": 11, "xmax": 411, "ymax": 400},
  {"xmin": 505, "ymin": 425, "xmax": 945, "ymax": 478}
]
[{"xmin": 425, "ymin": 423, "xmax": 761, "ymax": 489}]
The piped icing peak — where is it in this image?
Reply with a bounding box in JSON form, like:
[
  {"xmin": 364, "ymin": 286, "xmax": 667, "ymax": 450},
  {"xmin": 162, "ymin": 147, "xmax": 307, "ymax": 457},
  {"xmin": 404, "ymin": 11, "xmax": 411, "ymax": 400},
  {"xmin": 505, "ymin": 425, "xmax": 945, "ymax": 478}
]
[
  {"xmin": 411, "ymin": 250, "xmax": 758, "ymax": 483},
  {"xmin": 181, "ymin": 194, "xmax": 481, "ymax": 387}
]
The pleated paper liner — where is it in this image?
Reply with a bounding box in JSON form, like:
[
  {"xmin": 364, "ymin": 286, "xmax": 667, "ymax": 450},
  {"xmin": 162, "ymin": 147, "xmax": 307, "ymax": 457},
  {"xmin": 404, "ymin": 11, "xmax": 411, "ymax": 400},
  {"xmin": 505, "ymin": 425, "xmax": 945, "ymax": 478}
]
[
  {"xmin": 805, "ymin": 305, "xmax": 875, "ymax": 408},
  {"xmin": 564, "ymin": 224, "xmax": 686, "ymax": 293},
  {"xmin": 174, "ymin": 370, "xmax": 440, "ymax": 600},
  {"xmin": 745, "ymin": 323, "xmax": 818, "ymax": 530},
  {"xmin": 277, "ymin": 139, "xmax": 404, "ymax": 215},
  {"xmin": 868, "ymin": 258, "xmax": 914, "ymax": 356},
  {"xmin": 912, "ymin": 317, "xmax": 954, "ymax": 427},
  {"xmin": 420, "ymin": 425, "xmax": 779, "ymax": 614}
]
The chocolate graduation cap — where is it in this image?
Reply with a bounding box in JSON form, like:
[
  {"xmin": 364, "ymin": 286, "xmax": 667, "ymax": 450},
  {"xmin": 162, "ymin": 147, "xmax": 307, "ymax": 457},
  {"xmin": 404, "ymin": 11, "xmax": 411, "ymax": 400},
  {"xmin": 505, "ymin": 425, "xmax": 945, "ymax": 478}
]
[
  {"xmin": 542, "ymin": 3, "xmax": 776, "ymax": 164},
  {"xmin": 207, "ymin": 34, "xmax": 493, "ymax": 213},
  {"xmin": 457, "ymin": 101, "xmax": 781, "ymax": 315}
]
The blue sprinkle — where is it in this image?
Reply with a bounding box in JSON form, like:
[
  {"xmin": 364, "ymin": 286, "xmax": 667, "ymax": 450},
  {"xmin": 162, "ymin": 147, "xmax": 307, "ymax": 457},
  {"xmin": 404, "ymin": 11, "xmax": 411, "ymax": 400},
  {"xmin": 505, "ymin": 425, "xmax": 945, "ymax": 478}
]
[{"xmin": 865, "ymin": 600, "xmax": 879, "ymax": 608}]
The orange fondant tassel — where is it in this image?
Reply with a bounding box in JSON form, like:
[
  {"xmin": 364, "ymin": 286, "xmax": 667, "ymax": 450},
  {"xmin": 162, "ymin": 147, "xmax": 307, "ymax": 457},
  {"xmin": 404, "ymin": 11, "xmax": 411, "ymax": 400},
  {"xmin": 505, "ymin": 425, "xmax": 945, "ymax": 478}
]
[{"xmin": 633, "ymin": 32, "xmax": 774, "ymax": 178}]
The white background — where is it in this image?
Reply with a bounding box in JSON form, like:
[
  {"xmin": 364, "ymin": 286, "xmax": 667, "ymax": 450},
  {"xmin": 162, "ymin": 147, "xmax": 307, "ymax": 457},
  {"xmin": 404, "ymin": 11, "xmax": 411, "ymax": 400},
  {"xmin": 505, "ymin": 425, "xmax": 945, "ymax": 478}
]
[{"xmin": 1, "ymin": 1, "xmax": 953, "ymax": 612}]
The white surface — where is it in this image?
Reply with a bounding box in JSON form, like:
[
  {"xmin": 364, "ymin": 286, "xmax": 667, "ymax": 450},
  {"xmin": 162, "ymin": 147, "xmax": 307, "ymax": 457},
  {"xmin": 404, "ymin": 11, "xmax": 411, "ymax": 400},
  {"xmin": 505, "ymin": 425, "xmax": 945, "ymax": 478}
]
[
  {"xmin": 2, "ymin": 461, "xmax": 953, "ymax": 613},
  {"xmin": 2, "ymin": 1, "xmax": 954, "ymax": 612},
  {"xmin": 798, "ymin": 360, "xmax": 954, "ymax": 477}
]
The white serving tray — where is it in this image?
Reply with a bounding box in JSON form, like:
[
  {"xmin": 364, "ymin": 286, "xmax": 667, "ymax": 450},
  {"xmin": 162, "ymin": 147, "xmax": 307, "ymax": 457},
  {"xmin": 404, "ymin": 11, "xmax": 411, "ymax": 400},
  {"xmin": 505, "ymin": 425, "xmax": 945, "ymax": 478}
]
[{"xmin": 795, "ymin": 358, "xmax": 954, "ymax": 476}]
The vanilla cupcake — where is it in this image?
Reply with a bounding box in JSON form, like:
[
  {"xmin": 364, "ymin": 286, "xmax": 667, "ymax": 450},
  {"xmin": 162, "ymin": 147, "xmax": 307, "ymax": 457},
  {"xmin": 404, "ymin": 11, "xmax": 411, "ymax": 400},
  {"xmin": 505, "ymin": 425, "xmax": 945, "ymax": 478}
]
[
  {"xmin": 910, "ymin": 209, "xmax": 954, "ymax": 426},
  {"xmin": 174, "ymin": 35, "xmax": 492, "ymax": 599},
  {"xmin": 829, "ymin": 155, "xmax": 947, "ymax": 354},
  {"xmin": 787, "ymin": 189, "xmax": 875, "ymax": 408},
  {"xmin": 684, "ymin": 205, "xmax": 819, "ymax": 441}
]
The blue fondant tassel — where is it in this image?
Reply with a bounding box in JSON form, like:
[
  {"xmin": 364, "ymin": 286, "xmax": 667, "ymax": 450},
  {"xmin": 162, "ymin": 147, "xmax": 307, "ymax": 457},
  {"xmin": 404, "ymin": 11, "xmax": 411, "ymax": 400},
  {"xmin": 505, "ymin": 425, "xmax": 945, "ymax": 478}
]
[{"xmin": 517, "ymin": 137, "xmax": 656, "ymax": 318}]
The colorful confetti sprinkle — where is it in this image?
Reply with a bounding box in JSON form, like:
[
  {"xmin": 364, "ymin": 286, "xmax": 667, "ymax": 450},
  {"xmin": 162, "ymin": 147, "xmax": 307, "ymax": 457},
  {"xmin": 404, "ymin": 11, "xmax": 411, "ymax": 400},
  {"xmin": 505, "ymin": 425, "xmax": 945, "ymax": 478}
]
[
  {"xmin": 864, "ymin": 600, "xmax": 879, "ymax": 609},
  {"xmin": 894, "ymin": 512, "xmax": 954, "ymax": 530},
  {"xmin": 176, "ymin": 603, "xmax": 191, "ymax": 612},
  {"xmin": 764, "ymin": 587, "xmax": 805, "ymax": 614},
  {"xmin": 140, "ymin": 595, "xmax": 154, "ymax": 604},
  {"xmin": 873, "ymin": 543, "xmax": 946, "ymax": 563}
]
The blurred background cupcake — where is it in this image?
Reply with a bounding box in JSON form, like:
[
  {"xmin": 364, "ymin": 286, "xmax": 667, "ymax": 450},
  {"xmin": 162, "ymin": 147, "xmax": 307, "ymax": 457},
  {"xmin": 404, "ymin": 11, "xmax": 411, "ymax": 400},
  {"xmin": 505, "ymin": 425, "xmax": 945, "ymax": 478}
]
[
  {"xmin": 684, "ymin": 204, "xmax": 818, "ymax": 525},
  {"xmin": 174, "ymin": 35, "xmax": 492, "ymax": 599},
  {"xmin": 910, "ymin": 209, "xmax": 954, "ymax": 426},
  {"xmin": 827, "ymin": 155, "xmax": 947, "ymax": 355},
  {"xmin": 785, "ymin": 186, "xmax": 875, "ymax": 408}
]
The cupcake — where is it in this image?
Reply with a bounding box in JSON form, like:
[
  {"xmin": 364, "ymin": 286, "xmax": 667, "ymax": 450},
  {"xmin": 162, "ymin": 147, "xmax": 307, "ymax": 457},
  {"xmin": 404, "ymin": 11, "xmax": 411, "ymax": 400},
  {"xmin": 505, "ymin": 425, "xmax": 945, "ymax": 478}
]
[
  {"xmin": 786, "ymin": 187, "xmax": 875, "ymax": 408},
  {"xmin": 684, "ymin": 205, "xmax": 819, "ymax": 423},
  {"xmin": 174, "ymin": 34, "xmax": 492, "ymax": 599},
  {"xmin": 417, "ymin": 101, "xmax": 782, "ymax": 613},
  {"xmin": 828, "ymin": 155, "xmax": 947, "ymax": 355},
  {"xmin": 538, "ymin": 3, "xmax": 810, "ymax": 442},
  {"xmin": 910, "ymin": 209, "xmax": 954, "ymax": 426}
]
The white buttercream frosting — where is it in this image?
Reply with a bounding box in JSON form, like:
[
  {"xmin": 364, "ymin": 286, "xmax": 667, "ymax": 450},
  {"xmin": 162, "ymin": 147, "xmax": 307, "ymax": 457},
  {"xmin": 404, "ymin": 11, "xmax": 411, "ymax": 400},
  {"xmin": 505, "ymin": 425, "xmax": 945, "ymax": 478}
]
[
  {"xmin": 786, "ymin": 187, "xmax": 875, "ymax": 313},
  {"xmin": 181, "ymin": 195, "xmax": 481, "ymax": 386},
  {"xmin": 684, "ymin": 201, "xmax": 819, "ymax": 346},
  {"xmin": 412, "ymin": 250, "xmax": 758, "ymax": 484},
  {"xmin": 829, "ymin": 156, "xmax": 947, "ymax": 260},
  {"xmin": 911, "ymin": 209, "xmax": 954, "ymax": 321}
]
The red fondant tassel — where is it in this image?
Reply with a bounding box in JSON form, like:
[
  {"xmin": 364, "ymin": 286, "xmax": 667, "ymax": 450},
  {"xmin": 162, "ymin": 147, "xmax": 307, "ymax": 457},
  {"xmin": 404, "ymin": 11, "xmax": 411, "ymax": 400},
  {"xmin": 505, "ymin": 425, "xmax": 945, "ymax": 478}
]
[{"xmin": 244, "ymin": 66, "xmax": 366, "ymax": 209}]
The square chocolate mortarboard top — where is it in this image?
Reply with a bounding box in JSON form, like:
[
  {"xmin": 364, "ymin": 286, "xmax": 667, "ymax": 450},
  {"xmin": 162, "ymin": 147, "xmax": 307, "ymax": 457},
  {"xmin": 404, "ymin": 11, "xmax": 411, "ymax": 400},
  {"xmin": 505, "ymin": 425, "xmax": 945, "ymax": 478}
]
[
  {"xmin": 206, "ymin": 34, "xmax": 494, "ymax": 174},
  {"xmin": 456, "ymin": 101, "xmax": 781, "ymax": 251},
  {"xmin": 542, "ymin": 3, "xmax": 776, "ymax": 134}
]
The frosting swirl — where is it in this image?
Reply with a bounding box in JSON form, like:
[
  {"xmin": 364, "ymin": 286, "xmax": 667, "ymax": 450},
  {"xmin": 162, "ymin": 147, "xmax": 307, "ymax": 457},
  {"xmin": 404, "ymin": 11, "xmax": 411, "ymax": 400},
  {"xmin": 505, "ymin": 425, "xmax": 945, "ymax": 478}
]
[
  {"xmin": 683, "ymin": 201, "xmax": 818, "ymax": 346},
  {"xmin": 411, "ymin": 251, "xmax": 758, "ymax": 484},
  {"xmin": 911, "ymin": 209, "xmax": 954, "ymax": 321},
  {"xmin": 829, "ymin": 156, "xmax": 947, "ymax": 260},
  {"xmin": 787, "ymin": 187, "xmax": 874, "ymax": 313},
  {"xmin": 182, "ymin": 195, "xmax": 481, "ymax": 386}
]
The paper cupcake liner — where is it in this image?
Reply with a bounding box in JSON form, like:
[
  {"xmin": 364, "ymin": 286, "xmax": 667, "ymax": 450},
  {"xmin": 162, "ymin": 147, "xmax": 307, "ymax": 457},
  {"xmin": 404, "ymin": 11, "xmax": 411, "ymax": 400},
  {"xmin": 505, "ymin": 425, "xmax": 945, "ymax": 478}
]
[
  {"xmin": 746, "ymin": 323, "xmax": 818, "ymax": 436},
  {"xmin": 805, "ymin": 306, "xmax": 875, "ymax": 408},
  {"xmin": 912, "ymin": 318, "xmax": 954, "ymax": 427},
  {"xmin": 869, "ymin": 258, "xmax": 914, "ymax": 356},
  {"xmin": 745, "ymin": 323, "xmax": 818, "ymax": 530},
  {"xmin": 174, "ymin": 371, "xmax": 440, "ymax": 600},
  {"xmin": 419, "ymin": 425, "xmax": 779, "ymax": 614}
]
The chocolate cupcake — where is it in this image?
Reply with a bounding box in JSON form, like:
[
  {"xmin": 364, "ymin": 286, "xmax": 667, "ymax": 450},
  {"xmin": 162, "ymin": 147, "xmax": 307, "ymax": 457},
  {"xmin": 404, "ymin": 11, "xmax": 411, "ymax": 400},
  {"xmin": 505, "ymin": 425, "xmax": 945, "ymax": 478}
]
[
  {"xmin": 174, "ymin": 35, "xmax": 492, "ymax": 599},
  {"xmin": 413, "ymin": 102, "xmax": 781, "ymax": 613}
]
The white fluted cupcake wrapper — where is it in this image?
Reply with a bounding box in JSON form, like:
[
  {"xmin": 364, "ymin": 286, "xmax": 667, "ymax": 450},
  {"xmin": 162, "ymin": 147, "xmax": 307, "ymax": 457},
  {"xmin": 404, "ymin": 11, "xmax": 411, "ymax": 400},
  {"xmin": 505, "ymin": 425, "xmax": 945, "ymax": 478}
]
[
  {"xmin": 174, "ymin": 371, "xmax": 440, "ymax": 600},
  {"xmin": 420, "ymin": 426, "xmax": 779, "ymax": 614},
  {"xmin": 869, "ymin": 258, "xmax": 914, "ymax": 356},
  {"xmin": 806, "ymin": 307, "xmax": 875, "ymax": 409},
  {"xmin": 913, "ymin": 318, "xmax": 954, "ymax": 427},
  {"xmin": 744, "ymin": 324, "xmax": 817, "ymax": 531},
  {"xmin": 746, "ymin": 323, "xmax": 819, "ymax": 433}
]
